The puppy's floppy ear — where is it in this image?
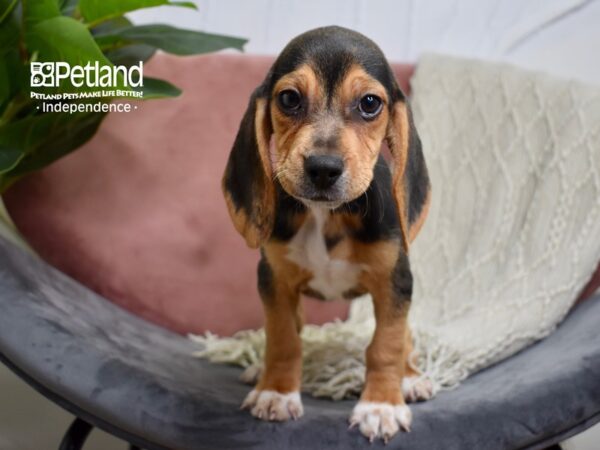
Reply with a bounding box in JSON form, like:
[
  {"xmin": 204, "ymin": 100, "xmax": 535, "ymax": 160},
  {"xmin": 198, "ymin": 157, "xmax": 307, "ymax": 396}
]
[
  {"xmin": 386, "ymin": 88, "xmax": 430, "ymax": 253},
  {"xmin": 222, "ymin": 85, "xmax": 275, "ymax": 249}
]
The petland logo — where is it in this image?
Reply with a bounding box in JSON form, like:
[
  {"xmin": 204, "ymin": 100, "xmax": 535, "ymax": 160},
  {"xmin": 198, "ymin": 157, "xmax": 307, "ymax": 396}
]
[
  {"xmin": 30, "ymin": 61, "xmax": 144, "ymax": 113},
  {"xmin": 30, "ymin": 61, "xmax": 143, "ymax": 88}
]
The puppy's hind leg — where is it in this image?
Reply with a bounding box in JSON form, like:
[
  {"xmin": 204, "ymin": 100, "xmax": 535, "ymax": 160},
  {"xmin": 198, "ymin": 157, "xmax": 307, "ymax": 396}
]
[{"xmin": 401, "ymin": 327, "xmax": 434, "ymax": 403}]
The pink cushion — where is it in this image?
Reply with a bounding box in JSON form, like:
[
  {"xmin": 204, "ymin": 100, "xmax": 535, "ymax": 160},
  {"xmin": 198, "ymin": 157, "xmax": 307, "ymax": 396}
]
[{"xmin": 3, "ymin": 54, "xmax": 414, "ymax": 336}]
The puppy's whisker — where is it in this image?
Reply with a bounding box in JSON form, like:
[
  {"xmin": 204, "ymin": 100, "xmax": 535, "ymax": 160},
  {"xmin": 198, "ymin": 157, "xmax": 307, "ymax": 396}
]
[
  {"xmin": 375, "ymin": 182, "xmax": 385, "ymax": 223},
  {"xmin": 273, "ymin": 168, "xmax": 291, "ymax": 182},
  {"xmin": 361, "ymin": 190, "xmax": 370, "ymax": 219}
]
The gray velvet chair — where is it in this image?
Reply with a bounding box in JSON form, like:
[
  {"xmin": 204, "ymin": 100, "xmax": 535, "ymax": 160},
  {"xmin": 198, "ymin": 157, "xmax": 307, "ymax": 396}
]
[{"xmin": 1, "ymin": 234, "xmax": 599, "ymax": 449}]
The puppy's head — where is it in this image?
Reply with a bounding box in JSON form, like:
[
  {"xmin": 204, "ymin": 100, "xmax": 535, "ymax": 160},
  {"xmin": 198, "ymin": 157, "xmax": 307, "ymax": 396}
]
[{"xmin": 223, "ymin": 26, "xmax": 421, "ymax": 249}]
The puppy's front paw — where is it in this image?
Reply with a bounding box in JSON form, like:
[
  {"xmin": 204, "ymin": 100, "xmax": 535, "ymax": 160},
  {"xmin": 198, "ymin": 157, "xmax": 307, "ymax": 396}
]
[
  {"xmin": 349, "ymin": 401, "xmax": 412, "ymax": 443},
  {"xmin": 241, "ymin": 389, "xmax": 304, "ymax": 421},
  {"xmin": 402, "ymin": 376, "xmax": 434, "ymax": 403}
]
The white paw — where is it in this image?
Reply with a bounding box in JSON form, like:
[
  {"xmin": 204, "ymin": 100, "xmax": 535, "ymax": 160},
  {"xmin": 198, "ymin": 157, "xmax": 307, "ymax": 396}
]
[
  {"xmin": 241, "ymin": 389, "xmax": 304, "ymax": 421},
  {"xmin": 349, "ymin": 401, "xmax": 412, "ymax": 443},
  {"xmin": 402, "ymin": 376, "xmax": 434, "ymax": 403}
]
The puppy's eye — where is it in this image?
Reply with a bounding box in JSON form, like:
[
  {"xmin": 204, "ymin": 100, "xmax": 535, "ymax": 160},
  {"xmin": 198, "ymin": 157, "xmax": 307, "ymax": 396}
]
[
  {"xmin": 278, "ymin": 89, "xmax": 302, "ymax": 112},
  {"xmin": 358, "ymin": 94, "xmax": 382, "ymax": 119}
]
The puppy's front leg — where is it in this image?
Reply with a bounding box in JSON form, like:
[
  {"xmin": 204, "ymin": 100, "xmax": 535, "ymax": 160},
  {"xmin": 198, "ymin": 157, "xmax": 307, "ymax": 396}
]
[
  {"xmin": 351, "ymin": 253, "xmax": 413, "ymax": 442},
  {"xmin": 241, "ymin": 256, "xmax": 303, "ymax": 421}
]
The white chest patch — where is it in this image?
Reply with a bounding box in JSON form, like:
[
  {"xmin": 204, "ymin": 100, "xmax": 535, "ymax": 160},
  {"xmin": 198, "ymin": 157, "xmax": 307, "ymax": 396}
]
[{"xmin": 286, "ymin": 207, "xmax": 364, "ymax": 300}]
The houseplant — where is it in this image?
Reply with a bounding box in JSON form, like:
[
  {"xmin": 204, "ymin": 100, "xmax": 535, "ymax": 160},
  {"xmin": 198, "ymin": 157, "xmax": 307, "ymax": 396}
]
[{"xmin": 0, "ymin": 0, "xmax": 246, "ymax": 192}]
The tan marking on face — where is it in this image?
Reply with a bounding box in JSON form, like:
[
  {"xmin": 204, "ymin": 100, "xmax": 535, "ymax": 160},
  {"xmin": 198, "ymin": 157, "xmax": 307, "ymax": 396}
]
[
  {"xmin": 269, "ymin": 64, "xmax": 323, "ymax": 197},
  {"xmin": 336, "ymin": 65, "xmax": 390, "ymax": 199},
  {"xmin": 272, "ymin": 124, "xmax": 315, "ymax": 197},
  {"xmin": 338, "ymin": 125, "xmax": 380, "ymax": 199},
  {"xmin": 273, "ymin": 64, "xmax": 322, "ymax": 112},
  {"xmin": 269, "ymin": 63, "xmax": 391, "ymax": 203},
  {"xmin": 338, "ymin": 65, "xmax": 388, "ymax": 111}
]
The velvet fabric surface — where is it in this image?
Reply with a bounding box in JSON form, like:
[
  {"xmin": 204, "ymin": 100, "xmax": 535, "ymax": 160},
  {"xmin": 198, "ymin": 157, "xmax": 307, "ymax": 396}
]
[{"xmin": 0, "ymin": 236, "xmax": 599, "ymax": 449}]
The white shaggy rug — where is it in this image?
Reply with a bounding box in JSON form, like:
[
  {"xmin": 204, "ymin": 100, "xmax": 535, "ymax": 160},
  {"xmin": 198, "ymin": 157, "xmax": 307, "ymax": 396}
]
[{"xmin": 191, "ymin": 54, "xmax": 600, "ymax": 400}]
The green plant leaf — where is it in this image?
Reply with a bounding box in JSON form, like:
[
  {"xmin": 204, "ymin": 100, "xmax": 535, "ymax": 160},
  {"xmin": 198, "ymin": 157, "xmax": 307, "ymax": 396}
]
[
  {"xmin": 0, "ymin": 50, "xmax": 22, "ymax": 114},
  {"xmin": 26, "ymin": 16, "xmax": 111, "ymax": 66},
  {"xmin": 0, "ymin": 145, "xmax": 24, "ymax": 173},
  {"xmin": 134, "ymin": 76, "xmax": 180, "ymax": 99},
  {"xmin": 25, "ymin": 15, "xmax": 130, "ymax": 93},
  {"xmin": 94, "ymin": 24, "xmax": 246, "ymax": 55},
  {"xmin": 59, "ymin": 0, "xmax": 79, "ymax": 15},
  {"xmin": 22, "ymin": 0, "xmax": 60, "ymax": 25},
  {"xmin": 0, "ymin": 0, "xmax": 18, "ymax": 24},
  {"xmin": 0, "ymin": 109, "xmax": 106, "ymax": 190},
  {"xmin": 0, "ymin": 0, "xmax": 20, "ymax": 55},
  {"xmin": 104, "ymin": 44, "xmax": 156, "ymax": 67},
  {"xmin": 91, "ymin": 15, "xmax": 157, "ymax": 67},
  {"xmin": 0, "ymin": 57, "xmax": 9, "ymax": 103},
  {"xmin": 90, "ymin": 15, "xmax": 132, "ymax": 34},
  {"xmin": 80, "ymin": 0, "xmax": 196, "ymax": 28}
]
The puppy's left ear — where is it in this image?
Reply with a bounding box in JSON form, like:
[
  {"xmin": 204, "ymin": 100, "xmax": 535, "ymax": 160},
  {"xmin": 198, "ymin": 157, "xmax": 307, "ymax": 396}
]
[
  {"xmin": 386, "ymin": 89, "xmax": 430, "ymax": 253},
  {"xmin": 222, "ymin": 85, "xmax": 275, "ymax": 249}
]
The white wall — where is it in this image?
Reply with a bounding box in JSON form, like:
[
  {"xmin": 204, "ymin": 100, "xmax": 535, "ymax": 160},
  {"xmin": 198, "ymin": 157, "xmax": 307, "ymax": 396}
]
[{"xmin": 130, "ymin": 0, "xmax": 600, "ymax": 85}]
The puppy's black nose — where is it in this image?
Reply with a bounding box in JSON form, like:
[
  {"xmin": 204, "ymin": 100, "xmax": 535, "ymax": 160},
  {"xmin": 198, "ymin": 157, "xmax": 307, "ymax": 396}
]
[{"xmin": 304, "ymin": 155, "xmax": 344, "ymax": 190}]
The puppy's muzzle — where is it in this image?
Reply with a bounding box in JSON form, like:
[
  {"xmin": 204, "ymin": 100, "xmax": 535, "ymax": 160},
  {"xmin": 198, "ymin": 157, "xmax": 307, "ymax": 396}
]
[{"xmin": 304, "ymin": 155, "xmax": 344, "ymax": 191}]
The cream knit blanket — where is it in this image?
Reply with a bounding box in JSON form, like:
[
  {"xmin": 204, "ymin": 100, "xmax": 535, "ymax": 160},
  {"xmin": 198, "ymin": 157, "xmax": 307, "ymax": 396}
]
[{"xmin": 191, "ymin": 54, "xmax": 600, "ymax": 399}]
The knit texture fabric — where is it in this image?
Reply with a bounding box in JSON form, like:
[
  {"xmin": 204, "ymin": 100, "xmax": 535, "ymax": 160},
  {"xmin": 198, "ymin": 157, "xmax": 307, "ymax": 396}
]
[{"xmin": 192, "ymin": 54, "xmax": 600, "ymax": 399}]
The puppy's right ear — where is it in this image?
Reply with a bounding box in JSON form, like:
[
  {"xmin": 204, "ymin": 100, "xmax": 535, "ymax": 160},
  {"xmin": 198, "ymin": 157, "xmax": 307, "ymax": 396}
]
[
  {"xmin": 222, "ymin": 86, "xmax": 275, "ymax": 249},
  {"xmin": 386, "ymin": 90, "xmax": 430, "ymax": 254}
]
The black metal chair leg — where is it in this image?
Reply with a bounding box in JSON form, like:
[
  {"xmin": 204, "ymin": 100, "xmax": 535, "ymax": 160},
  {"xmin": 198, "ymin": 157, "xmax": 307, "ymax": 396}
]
[{"xmin": 59, "ymin": 417, "xmax": 93, "ymax": 450}]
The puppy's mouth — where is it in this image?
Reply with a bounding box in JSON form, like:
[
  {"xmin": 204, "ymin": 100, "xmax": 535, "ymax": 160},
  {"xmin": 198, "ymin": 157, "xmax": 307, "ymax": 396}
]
[
  {"xmin": 295, "ymin": 176, "xmax": 348, "ymax": 209},
  {"xmin": 298, "ymin": 195, "xmax": 344, "ymax": 210},
  {"xmin": 281, "ymin": 183, "xmax": 346, "ymax": 209},
  {"xmin": 308, "ymin": 194, "xmax": 334, "ymax": 202}
]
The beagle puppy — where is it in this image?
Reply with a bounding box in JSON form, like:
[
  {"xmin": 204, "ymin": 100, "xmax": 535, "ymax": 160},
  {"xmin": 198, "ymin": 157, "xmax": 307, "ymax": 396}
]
[{"xmin": 222, "ymin": 26, "xmax": 431, "ymax": 442}]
